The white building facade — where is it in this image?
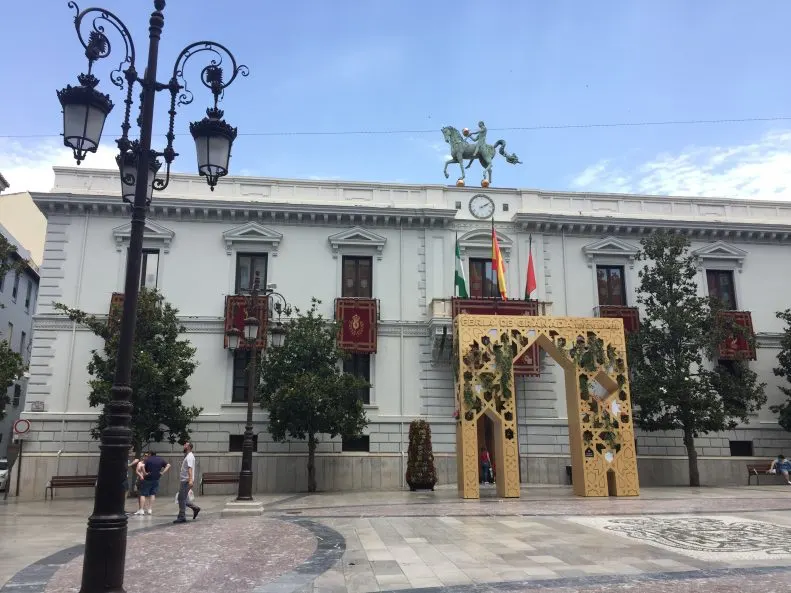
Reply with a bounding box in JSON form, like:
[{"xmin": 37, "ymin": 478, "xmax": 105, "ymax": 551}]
[{"xmin": 12, "ymin": 166, "xmax": 791, "ymax": 499}]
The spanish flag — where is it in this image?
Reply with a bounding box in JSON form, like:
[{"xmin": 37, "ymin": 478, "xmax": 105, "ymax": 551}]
[{"xmin": 492, "ymin": 221, "xmax": 507, "ymax": 299}]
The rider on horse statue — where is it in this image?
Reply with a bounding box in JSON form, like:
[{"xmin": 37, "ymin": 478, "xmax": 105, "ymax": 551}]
[{"xmin": 442, "ymin": 120, "xmax": 521, "ymax": 187}]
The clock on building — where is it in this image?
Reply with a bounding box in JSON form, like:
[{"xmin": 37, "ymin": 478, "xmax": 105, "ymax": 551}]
[{"xmin": 468, "ymin": 194, "xmax": 495, "ymax": 219}]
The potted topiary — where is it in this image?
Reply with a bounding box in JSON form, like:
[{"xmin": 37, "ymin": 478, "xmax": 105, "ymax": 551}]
[{"xmin": 405, "ymin": 419, "xmax": 438, "ymax": 491}]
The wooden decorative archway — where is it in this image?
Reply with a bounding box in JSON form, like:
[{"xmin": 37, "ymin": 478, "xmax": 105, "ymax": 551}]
[{"xmin": 454, "ymin": 314, "xmax": 640, "ymax": 499}]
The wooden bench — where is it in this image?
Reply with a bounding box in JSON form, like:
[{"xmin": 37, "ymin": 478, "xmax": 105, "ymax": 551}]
[
  {"xmin": 45, "ymin": 475, "xmax": 97, "ymax": 500},
  {"xmin": 200, "ymin": 472, "xmax": 239, "ymax": 495},
  {"xmin": 747, "ymin": 464, "xmax": 788, "ymax": 485}
]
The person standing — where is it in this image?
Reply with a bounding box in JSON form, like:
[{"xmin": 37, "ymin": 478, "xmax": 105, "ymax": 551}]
[
  {"xmin": 174, "ymin": 442, "xmax": 201, "ymax": 524},
  {"xmin": 136, "ymin": 450, "xmax": 170, "ymax": 515},
  {"xmin": 480, "ymin": 447, "xmax": 492, "ymax": 485}
]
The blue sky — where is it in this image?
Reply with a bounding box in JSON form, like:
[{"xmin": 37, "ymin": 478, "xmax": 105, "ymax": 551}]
[{"xmin": 2, "ymin": 0, "xmax": 791, "ymax": 197}]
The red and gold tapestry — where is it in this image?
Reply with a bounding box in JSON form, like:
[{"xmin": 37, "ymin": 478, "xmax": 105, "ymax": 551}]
[
  {"xmin": 335, "ymin": 297, "xmax": 378, "ymax": 353},
  {"xmin": 224, "ymin": 295, "xmax": 268, "ymax": 350},
  {"xmin": 108, "ymin": 293, "xmax": 125, "ymax": 333},
  {"xmin": 718, "ymin": 311, "xmax": 757, "ymax": 361}
]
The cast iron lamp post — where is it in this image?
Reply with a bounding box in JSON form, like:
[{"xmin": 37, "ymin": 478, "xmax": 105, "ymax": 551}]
[
  {"xmin": 56, "ymin": 2, "xmax": 247, "ymax": 592},
  {"xmin": 226, "ymin": 273, "xmax": 290, "ymax": 500}
]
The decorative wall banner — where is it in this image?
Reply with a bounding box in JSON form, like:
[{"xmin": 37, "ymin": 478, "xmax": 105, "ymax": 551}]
[
  {"xmin": 335, "ymin": 297, "xmax": 378, "ymax": 353},
  {"xmin": 451, "ymin": 298, "xmax": 541, "ymax": 376},
  {"xmin": 718, "ymin": 311, "xmax": 757, "ymax": 360},
  {"xmin": 598, "ymin": 306, "xmax": 640, "ymax": 334},
  {"xmin": 108, "ymin": 292, "xmax": 125, "ymax": 333},
  {"xmin": 224, "ymin": 295, "xmax": 268, "ymax": 350}
]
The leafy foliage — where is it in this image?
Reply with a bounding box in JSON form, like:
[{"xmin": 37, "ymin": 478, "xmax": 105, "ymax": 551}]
[
  {"xmin": 772, "ymin": 310, "xmax": 791, "ymax": 431},
  {"xmin": 0, "ymin": 340, "xmax": 25, "ymax": 420},
  {"xmin": 628, "ymin": 232, "xmax": 766, "ymax": 486},
  {"xmin": 405, "ymin": 419, "xmax": 437, "ymax": 490},
  {"xmin": 54, "ymin": 289, "xmax": 201, "ymax": 456},
  {"xmin": 0, "ymin": 234, "xmax": 28, "ymax": 419},
  {"xmin": 258, "ymin": 299, "xmax": 368, "ymax": 492}
]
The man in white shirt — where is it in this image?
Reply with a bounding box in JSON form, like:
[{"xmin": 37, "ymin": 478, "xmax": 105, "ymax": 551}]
[{"xmin": 173, "ymin": 442, "xmax": 201, "ymax": 523}]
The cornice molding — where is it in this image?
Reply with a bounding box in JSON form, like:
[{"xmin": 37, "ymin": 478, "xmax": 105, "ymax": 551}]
[
  {"xmin": 328, "ymin": 226, "xmax": 387, "ymax": 260},
  {"xmin": 32, "ymin": 193, "xmax": 458, "ymax": 230},
  {"xmin": 582, "ymin": 236, "xmax": 640, "ymax": 268},
  {"xmin": 222, "ymin": 221, "xmax": 283, "ymax": 256},
  {"xmin": 112, "ymin": 219, "xmax": 175, "ymax": 252},
  {"xmin": 692, "ymin": 240, "xmax": 748, "ymax": 271},
  {"xmin": 513, "ymin": 212, "xmax": 791, "ymax": 243}
]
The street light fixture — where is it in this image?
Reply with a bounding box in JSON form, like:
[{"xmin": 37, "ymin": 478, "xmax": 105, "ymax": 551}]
[{"xmin": 57, "ymin": 2, "xmax": 247, "ymax": 592}]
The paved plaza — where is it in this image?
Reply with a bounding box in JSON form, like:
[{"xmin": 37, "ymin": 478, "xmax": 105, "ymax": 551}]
[{"xmin": 2, "ymin": 485, "xmax": 791, "ymax": 592}]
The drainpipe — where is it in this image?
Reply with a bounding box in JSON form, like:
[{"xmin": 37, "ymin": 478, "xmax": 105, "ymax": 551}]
[
  {"xmin": 57, "ymin": 211, "xmax": 90, "ymax": 474},
  {"xmin": 399, "ymin": 222, "xmax": 405, "ymax": 488}
]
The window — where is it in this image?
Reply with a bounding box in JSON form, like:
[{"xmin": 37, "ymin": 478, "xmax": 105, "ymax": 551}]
[
  {"xmin": 343, "ymin": 353, "xmax": 371, "ymax": 404},
  {"xmin": 12, "ymin": 271, "xmax": 20, "ymax": 300},
  {"xmin": 0, "ymin": 268, "xmax": 4, "ymax": 291},
  {"xmin": 596, "ymin": 265, "xmax": 626, "ymax": 306},
  {"xmin": 139, "ymin": 250, "xmax": 159, "ymax": 289},
  {"xmin": 707, "ymin": 270, "xmax": 737, "ymax": 310},
  {"xmin": 12, "ymin": 384, "xmax": 21, "ymax": 407},
  {"xmin": 6, "ymin": 323, "xmax": 12, "ymax": 345},
  {"xmin": 468, "ymin": 258, "xmax": 500, "ymax": 298},
  {"xmin": 342, "ymin": 435, "xmax": 369, "ymax": 452},
  {"xmin": 229, "ymin": 434, "xmax": 258, "ymax": 452},
  {"xmin": 342, "ymin": 256, "xmax": 372, "ymax": 298},
  {"xmin": 19, "ymin": 331, "xmax": 26, "ymax": 355},
  {"xmin": 729, "ymin": 440, "xmax": 753, "ymax": 456},
  {"xmin": 232, "ymin": 350, "xmax": 261, "ymax": 403},
  {"xmin": 236, "ymin": 253, "xmax": 268, "ymax": 293},
  {"xmin": 24, "ymin": 279, "xmax": 32, "ymax": 311}
]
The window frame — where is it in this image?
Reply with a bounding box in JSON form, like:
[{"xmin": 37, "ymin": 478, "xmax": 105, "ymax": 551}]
[
  {"xmin": 706, "ymin": 269, "xmax": 738, "ymax": 310},
  {"xmin": 12, "ymin": 384, "xmax": 21, "ymax": 407},
  {"xmin": 596, "ymin": 265, "xmax": 627, "ymax": 307},
  {"xmin": 235, "ymin": 252, "xmax": 268, "ymax": 294},
  {"xmin": 229, "ymin": 434, "xmax": 258, "ymax": 452},
  {"xmin": 341, "ymin": 435, "xmax": 370, "ymax": 452},
  {"xmin": 139, "ymin": 249, "xmax": 160, "ymax": 290},
  {"xmin": 341, "ymin": 255, "xmax": 373, "ymax": 298},
  {"xmin": 468, "ymin": 258, "xmax": 500, "ymax": 299},
  {"xmin": 343, "ymin": 353, "xmax": 371, "ymax": 405},
  {"xmin": 11, "ymin": 271, "xmax": 20, "ymax": 301},
  {"xmin": 231, "ymin": 349, "xmax": 262, "ymax": 403},
  {"xmin": 19, "ymin": 331, "xmax": 26, "ymax": 356}
]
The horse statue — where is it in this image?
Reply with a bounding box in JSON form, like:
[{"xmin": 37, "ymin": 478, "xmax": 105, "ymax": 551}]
[{"xmin": 441, "ymin": 123, "xmax": 522, "ymax": 186}]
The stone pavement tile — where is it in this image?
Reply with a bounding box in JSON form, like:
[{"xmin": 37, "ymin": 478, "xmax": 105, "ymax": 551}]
[
  {"xmin": 404, "ymin": 537, "xmax": 427, "ymax": 544},
  {"xmin": 463, "ymin": 567, "xmax": 504, "ymax": 583},
  {"xmin": 387, "ymin": 545, "xmax": 421, "ymax": 564},
  {"xmin": 526, "ymin": 555, "xmax": 565, "ymax": 564},
  {"xmin": 522, "ymin": 566, "xmax": 560, "ymax": 577},
  {"xmin": 397, "ymin": 562, "xmax": 435, "ymax": 580},
  {"xmin": 345, "ymin": 572, "xmax": 380, "ymax": 593},
  {"xmin": 365, "ymin": 549, "xmax": 395, "ymax": 562},
  {"xmin": 370, "ymin": 561, "xmax": 403, "ymax": 576},
  {"xmin": 405, "ymin": 576, "xmax": 444, "ymax": 589}
]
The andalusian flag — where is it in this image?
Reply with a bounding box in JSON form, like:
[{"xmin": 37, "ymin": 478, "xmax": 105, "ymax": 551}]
[
  {"xmin": 454, "ymin": 233, "xmax": 468, "ymax": 297},
  {"xmin": 492, "ymin": 222, "xmax": 507, "ymax": 299}
]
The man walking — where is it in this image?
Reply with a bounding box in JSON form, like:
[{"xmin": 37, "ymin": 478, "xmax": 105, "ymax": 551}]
[
  {"xmin": 174, "ymin": 442, "xmax": 201, "ymax": 524},
  {"xmin": 136, "ymin": 450, "xmax": 170, "ymax": 515}
]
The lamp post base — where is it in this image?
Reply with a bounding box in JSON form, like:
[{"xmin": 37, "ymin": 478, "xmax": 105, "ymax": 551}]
[{"xmin": 221, "ymin": 499, "xmax": 264, "ymax": 518}]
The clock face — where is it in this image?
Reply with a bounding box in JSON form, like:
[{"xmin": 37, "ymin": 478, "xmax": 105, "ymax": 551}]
[{"xmin": 469, "ymin": 194, "xmax": 495, "ymax": 219}]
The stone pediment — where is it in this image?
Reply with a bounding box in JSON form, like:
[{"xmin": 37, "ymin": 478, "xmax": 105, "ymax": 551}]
[
  {"xmin": 582, "ymin": 236, "xmax": 639, "ymax": 267},
  {"xmin": 328, "ymin": 226, "xmax": 387, "ymax": 259},
  {"xmin": 222, "ymin": 222, "xmax": 283, "ymax": 255},
  {"xmin": 457, "ymin": 228, "xmax": 513, "ymax": 261},
  {"xmin": 112, "ymin": 220, "xmax": 175, "ymax": 252},
  {"xmin": 692, "ymin": 241, "xmax": 747, "ymax": 270}
]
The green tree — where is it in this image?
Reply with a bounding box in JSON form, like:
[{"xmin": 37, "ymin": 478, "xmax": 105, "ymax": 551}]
[
  {"xmin": 0, "ymin": 234, "xmax": 28, "ymax": 419},
  {"xmin": 258, "ymin": 299, "xmax": 368, "ymax": 492},
  {"xmin": 628, "ymin": 232, "xmax": 766, "ymax": 486},
  {"xmin": 54, "ymin": 289, "xmax": 201, "ymax": 457},
  {"xmin": 771, "ymin": 310, "xmax": 791, "ymax": 431}
]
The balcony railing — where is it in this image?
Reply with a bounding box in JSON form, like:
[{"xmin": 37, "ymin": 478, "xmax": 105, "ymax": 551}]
[
  {"xmin": 429, "ymin": 298, "xmax": 553, "ymax": 319},
  {"xmin": 594, "ymin": 305, "xmax": 640, "ymax": 333}
]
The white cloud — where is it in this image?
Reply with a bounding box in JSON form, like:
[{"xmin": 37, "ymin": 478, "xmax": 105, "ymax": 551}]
[
  {"xmin": 571, "ymin": 130, "xmax": 791, "ymax": 199},
  {"xmin": 0, "ymin": 138, "xmax": 117, "ymax": 193}
]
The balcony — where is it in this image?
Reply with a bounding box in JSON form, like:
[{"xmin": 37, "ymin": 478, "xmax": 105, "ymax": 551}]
[
  {"xmin": 717, "ymin": 310, "xmax": 757, "ymax": 361},
  {"xmin": 429, "ymin": 298, "xmax": 552, "ymax": 374},
  {"xmin": 594, "ymin": 305, "xmax": 640, "ymax": 334}
]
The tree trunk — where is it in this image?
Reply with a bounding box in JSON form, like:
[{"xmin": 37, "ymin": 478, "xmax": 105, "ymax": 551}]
[
  {"xmin": 307, "ymin": 434, "xmax": 317, "ymax": 493},
  {"xmin": 683, "ymin": 430, "xmax": 700, "ymax": 487}
]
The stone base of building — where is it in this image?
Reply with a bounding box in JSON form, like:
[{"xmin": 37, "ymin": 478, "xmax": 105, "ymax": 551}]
[{"xmin": 7, "ymin": 452, "xmax": 771, "ymax": 501}]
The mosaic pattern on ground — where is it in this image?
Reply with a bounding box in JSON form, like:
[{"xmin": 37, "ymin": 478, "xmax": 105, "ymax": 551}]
[{"xmin": 570, "ymin": 515, "xmax": 791, "ymax": 561}]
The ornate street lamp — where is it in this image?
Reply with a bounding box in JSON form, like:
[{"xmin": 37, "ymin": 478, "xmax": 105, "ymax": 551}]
[{"xmin": 57, "ymin": 2, "xmax": 247, "ymax": 592}]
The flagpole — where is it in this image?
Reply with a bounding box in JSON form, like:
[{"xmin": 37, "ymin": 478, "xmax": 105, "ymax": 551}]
[{"xmin": 454, "ymin": 231, "xmax": 458, "ymax": 298}]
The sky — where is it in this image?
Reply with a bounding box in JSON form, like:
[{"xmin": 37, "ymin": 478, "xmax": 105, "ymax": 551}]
[{"xmin": 2, "ymin": 0, "xmax": 791, "ymax": 199}]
